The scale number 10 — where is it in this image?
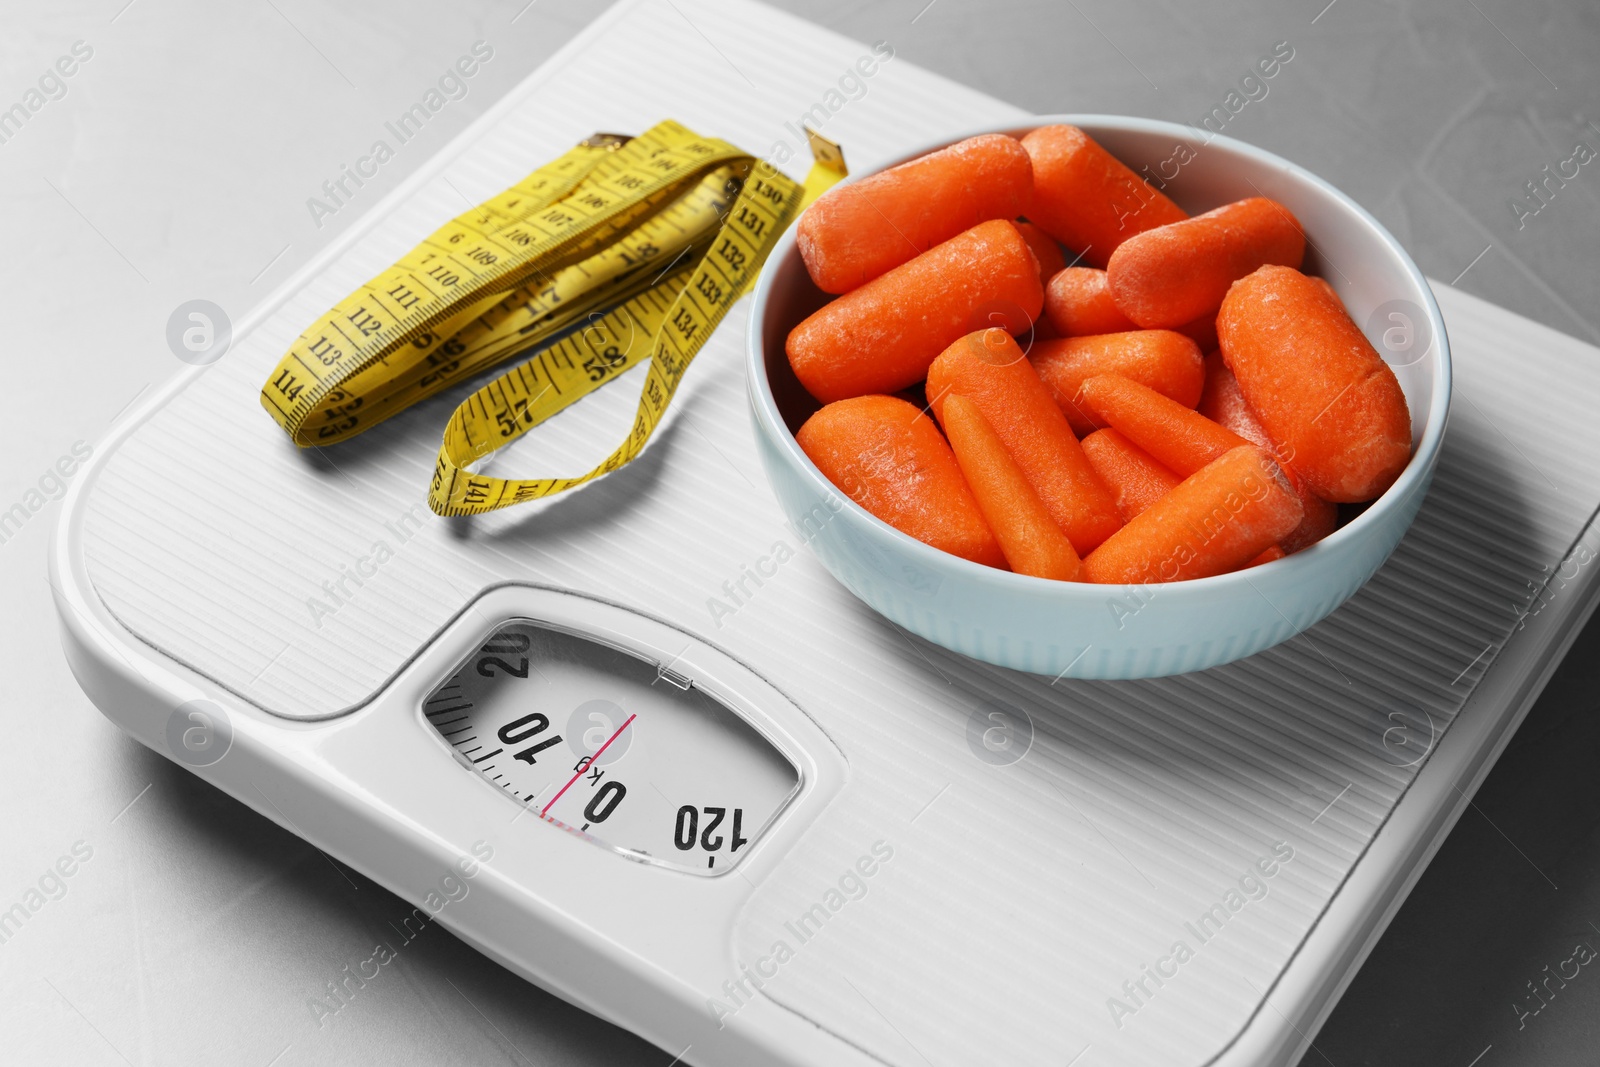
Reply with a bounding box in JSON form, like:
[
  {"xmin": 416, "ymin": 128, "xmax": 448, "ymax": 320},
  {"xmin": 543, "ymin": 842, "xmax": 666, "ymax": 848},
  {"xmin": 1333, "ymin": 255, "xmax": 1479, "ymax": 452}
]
[{"xmin": 674, "ymin": 806, "xmax": 748, "ymax": 854}]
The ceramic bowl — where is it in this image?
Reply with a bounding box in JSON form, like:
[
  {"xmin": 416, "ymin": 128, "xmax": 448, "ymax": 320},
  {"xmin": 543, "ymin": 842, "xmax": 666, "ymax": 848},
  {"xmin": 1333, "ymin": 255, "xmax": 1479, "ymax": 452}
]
[{"xmin": 747, "ymin": 115, "xmax": 1450, "ymax": 679}]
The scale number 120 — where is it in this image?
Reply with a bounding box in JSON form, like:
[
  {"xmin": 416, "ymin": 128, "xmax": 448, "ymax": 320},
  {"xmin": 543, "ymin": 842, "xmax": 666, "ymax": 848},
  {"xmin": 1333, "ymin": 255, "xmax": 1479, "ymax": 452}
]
[{"xmin": 674, "ymin": 805, "xmax": 749, "ymax": 867}]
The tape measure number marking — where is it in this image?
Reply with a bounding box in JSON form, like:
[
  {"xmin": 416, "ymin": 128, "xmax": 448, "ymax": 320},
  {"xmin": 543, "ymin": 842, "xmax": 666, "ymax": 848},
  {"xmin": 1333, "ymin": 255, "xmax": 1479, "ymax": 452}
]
[{"xmin": 260, "ymin": 120, "xmax": 845, "ymax": 516}]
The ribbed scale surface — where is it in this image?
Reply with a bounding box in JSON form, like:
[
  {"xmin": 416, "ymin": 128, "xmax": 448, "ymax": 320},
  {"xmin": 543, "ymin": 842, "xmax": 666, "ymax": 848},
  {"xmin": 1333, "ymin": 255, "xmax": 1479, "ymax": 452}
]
[{"xmin": 79, "ymin": 3, "xmax": 1600, "ymax": 1065}]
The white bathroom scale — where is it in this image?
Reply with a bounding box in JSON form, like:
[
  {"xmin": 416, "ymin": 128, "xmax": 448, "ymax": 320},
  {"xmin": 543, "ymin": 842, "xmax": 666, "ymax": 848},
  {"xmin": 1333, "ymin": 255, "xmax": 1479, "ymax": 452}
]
[{"xmin": 48, "ymin": 2, "xmax": 1600, "ymax": 1064}]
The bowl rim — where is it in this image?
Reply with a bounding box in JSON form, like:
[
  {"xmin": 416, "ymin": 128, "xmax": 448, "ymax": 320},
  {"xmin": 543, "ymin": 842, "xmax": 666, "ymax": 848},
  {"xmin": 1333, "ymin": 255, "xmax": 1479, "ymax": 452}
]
[{"xmin": 746, "ymin": 112, "xmax": 1453, "ymax": 595}]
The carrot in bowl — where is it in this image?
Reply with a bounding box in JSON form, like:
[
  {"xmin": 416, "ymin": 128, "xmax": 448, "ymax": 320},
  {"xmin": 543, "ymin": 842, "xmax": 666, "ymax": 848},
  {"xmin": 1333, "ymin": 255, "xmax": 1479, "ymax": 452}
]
[
  {"xmin": 927, "ymin": 330, "xmax": 1122, "ymax": 553},
  {"xmin": 787, "ymin": 220, "xmax": 1043, "ymax": 404},
  {"xmin": 796, "ymin": 394, "xmax": 1005, "ymax": 568},
  {"xmin": 1107, "ymin": 197, "xmax": 1305, "ymax": 329},
  {"xmin": 1030, "ymin": 330, "xmax": 1204, "ymax": 436},
  {"xmin": 1021, "ymin": 124, "xmax": 1187, "ymax": 267},
  {"xmin": 1080, "ymin": 428, "xmax": 1181, "ymax": 523},
  {"xmin": 1218, "ymin": 264, "xmax": 1411, "ymax": 502},
  {"xmin": 1083, "ymin": 445, "xmax": 1304, "ymax": 584},
  {"xmin": 797, "ymin": 133, "xmax": 1034, "ymax": 294},
  {"xmin": 1075, "ymin": 373, "xmax": 1247, "ymax": 476},
  {"xmin": 1016, "ymin": 221, "xmax": 1068, "ymax": 283},
  {"xmin": 1043, "ymin": 267, "xmax": 1137, "ymax": 337},
  {"xmin": 943, "ymin": 395, "xmax": 1081, "ymax": 580},
  {"xmin": 1197, "ymin": 351, "xmax": 1337, "ymax": 552}
]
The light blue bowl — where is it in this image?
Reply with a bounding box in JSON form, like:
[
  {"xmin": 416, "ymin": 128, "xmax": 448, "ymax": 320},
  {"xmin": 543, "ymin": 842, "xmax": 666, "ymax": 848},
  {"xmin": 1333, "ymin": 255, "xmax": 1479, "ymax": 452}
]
[{"xmin": 747, "ymin": 115, "xmax": 1450, "ymax": 679}]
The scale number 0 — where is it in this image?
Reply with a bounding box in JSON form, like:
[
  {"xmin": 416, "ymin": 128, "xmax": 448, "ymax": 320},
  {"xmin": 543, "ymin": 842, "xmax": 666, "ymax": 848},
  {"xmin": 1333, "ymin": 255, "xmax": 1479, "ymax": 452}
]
[{"xmin": 584, "ymin": 780, "xmax": 627, "ymax": 823}]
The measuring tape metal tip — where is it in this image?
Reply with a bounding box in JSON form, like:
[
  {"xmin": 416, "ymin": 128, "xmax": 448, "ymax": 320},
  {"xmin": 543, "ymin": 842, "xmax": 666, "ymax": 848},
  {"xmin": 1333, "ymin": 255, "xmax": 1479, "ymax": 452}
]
[
  {"xmin": 803, "ymin": 126, "xmax": 848, "ymax": 177},
  {"xmin": 580, "ymin": 132, "xmax": 635, "ymax": 150}
]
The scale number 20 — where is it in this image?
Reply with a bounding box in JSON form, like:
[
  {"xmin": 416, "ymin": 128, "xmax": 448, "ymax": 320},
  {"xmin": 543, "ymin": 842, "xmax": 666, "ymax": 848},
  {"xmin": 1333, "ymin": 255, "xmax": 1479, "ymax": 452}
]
[
  {"xmin": 674, "ymin": 806, "xmax": 749, "ymax": 853},
  {"xmin": 477, "ymin": 632, "xmax": 531, "ymax": 678}
]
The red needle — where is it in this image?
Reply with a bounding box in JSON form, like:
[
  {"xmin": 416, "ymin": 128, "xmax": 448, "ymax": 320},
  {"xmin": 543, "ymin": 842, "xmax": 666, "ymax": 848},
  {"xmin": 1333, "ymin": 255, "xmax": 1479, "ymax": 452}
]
[{"xmin": 542, "ymin": 713, "xmax": 636, "ymax": 816}]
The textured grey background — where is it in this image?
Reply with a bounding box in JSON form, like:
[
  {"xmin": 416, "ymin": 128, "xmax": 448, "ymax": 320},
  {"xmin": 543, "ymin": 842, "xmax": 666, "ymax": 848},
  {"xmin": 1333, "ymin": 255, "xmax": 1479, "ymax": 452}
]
[{"xmin": 1, "ymin": 0, "xmax": 1596, "ymax": 1064}]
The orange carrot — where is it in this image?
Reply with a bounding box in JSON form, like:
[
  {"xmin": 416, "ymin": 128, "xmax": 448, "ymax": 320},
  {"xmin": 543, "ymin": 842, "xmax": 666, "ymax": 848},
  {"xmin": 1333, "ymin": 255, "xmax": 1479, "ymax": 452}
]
[
  {"xmin": 1017, "ymin": 221, "xmax": 1068, "ymax": 283},
  {"xmin": 1107, "ymin": 197, "xmax": 1306, "ymax": 328},
  {"xmin": 1077, "ymin": 373, "xmax": 1248, "ymax": 476},
  {"xmin": 1021, "ymin": 125, "xmax": 1187, "ymax": 268},
  {"xmin": 1197, "ymin": 352, "xmax": 1337, "ymax": 552},
  {"xmin": 1196, "ymin": 350, "xmax": 1256, "ymax": 432},
  {"xmin": 1083, "ymin": 446, "xmax": 1305, "ymax": 584},
  {"xmin": 1218, "ymin": 265, "xmax": 1412, "ymax": 502},
  {"xmin": 1244, "ymin": 545, "xmax": 1286, "ymax": 568},
  {"xmin": 1030, "ymin": 331, "xmax": 1204, "ymax": 437},
  {"xmin": 787, "ymin": 220, "xmax": 1044, "ymax": 404},
  {"xmin": 796, "ymin": 395, "xmax": 1005, "ymax": 567},
  {"xmin": 927, "ymin": 330, "xmax": 1123, "ymax": 553},
  {"xmin": 1080, "ymin": 428, "xmax": 1181, "ymax": 522},
  {"xmin": 1043, "ymin": 267, "xmax": 1137, "ymax": 337},
  {"xmin": 797, "ymin": 133, "xmax": 1034, "ymax": 294},
  {"xmin": 943, "ymin": 395, "xmax": 1081, "ymax": 580}
]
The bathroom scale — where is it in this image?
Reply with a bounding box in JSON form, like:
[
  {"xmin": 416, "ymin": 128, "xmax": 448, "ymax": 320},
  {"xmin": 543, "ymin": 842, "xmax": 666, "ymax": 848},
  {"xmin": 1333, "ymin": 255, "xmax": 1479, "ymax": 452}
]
[{"xmin": 49, "ymin": 1, "xmax": 1600, "ymax": 1064}]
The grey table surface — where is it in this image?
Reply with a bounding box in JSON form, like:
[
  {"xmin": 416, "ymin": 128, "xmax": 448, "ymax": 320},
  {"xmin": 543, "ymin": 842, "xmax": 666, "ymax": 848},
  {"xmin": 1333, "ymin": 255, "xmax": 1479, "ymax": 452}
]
[{"xmin": 1, "ymin": 1, "xmax": 1596, "ymax": 1064}]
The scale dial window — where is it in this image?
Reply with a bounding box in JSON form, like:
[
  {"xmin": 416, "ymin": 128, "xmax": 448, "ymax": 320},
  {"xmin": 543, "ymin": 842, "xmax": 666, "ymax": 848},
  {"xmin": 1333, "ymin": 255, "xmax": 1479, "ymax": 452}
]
[{"xmin": 423, "ymin": 620, "xmax": 799, "ymax": 875}]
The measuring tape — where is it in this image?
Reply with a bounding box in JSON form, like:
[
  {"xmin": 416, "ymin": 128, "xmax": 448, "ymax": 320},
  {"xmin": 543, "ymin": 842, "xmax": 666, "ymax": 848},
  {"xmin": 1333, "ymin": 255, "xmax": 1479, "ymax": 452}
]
[{"xmin": 260, "ymin": 119, "xmax": 845, "ymax": 516}]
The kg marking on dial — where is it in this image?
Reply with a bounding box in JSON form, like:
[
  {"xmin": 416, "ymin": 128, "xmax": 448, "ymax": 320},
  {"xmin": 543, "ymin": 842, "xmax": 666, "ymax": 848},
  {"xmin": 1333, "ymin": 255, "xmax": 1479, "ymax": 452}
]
[{"xmin": 423, "ymin": 620, "xmax": 799, "ymax": 874}]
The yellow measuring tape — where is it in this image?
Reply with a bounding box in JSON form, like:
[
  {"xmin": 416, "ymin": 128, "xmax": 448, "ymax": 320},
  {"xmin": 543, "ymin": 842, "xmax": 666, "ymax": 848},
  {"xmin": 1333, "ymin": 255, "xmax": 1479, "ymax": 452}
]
[{"xmin": 261, "ymin": 120, "xmax": 845, "ymax": 515}]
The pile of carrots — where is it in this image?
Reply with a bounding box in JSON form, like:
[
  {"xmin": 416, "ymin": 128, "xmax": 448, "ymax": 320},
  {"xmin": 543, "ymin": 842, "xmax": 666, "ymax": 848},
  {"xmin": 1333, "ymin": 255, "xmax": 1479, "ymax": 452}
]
[{"xmin": 786, "ymin": 125, "xmax": 1413, "ymax": 584}]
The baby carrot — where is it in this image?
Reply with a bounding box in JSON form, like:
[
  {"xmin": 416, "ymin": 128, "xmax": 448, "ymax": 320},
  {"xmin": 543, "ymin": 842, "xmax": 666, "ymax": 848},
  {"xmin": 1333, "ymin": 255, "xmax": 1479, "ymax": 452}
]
[
  {"xmin": 927, "ymin": 330, "xmax": 1123, "ymax": 553},
  {"xmin": 1106, "ymin": 197, "xmax": 1306, "ymax": 328},
  {"xmin": 787, "ymin": 220, "xmax": 1044, "ymax": 404},
  {"xmin": 1244, "ymin": 545, "xmax": 1286, "ymax": 568},
  {"xmin": 1080, "ymin": 428, "xmax": 1181, "ymax": 522},
  {"xmin": 797, "ymin": 134, "xmax": 1034, "ymax": 294},
  {"xmin": 1083, "ymin": 446, "xmax": 1305, "ymax": 584},
  {"xmin": 1016, "ymin": 221, "xmax": 1068, "ymax": 283},
  {"xmin": 1021, "ymin": 125, "xmax": 1187, "ymax": 268},
  {"xmin": 1197, "ymin": 352, "xmax": 1337, "ymax": 552},
  {"xmin": 944, "ymin": 395, "xmax": 1082, "ymax": 580},
  {"xmin": 1077, "ymin": 373, "xmax": 1248, "ymax": 476},
  {"xmin": 1218, "ymin": 265, "xmax": 1412, "ymax": 502},
  {"xmin": 1197, "ymin": 351, "xmax": 1264, "ymax": 441},
  {"xmin": 1030, "ymin": 332, "xmax": 1205, "ymax": 437},
  {"xmin": 1043, "ymin": 267, "xmax": 1137, "ymax": 337},
  {"xmin": 796, "ymin": 395, "xmax": 1005, "ymax": 567}
]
